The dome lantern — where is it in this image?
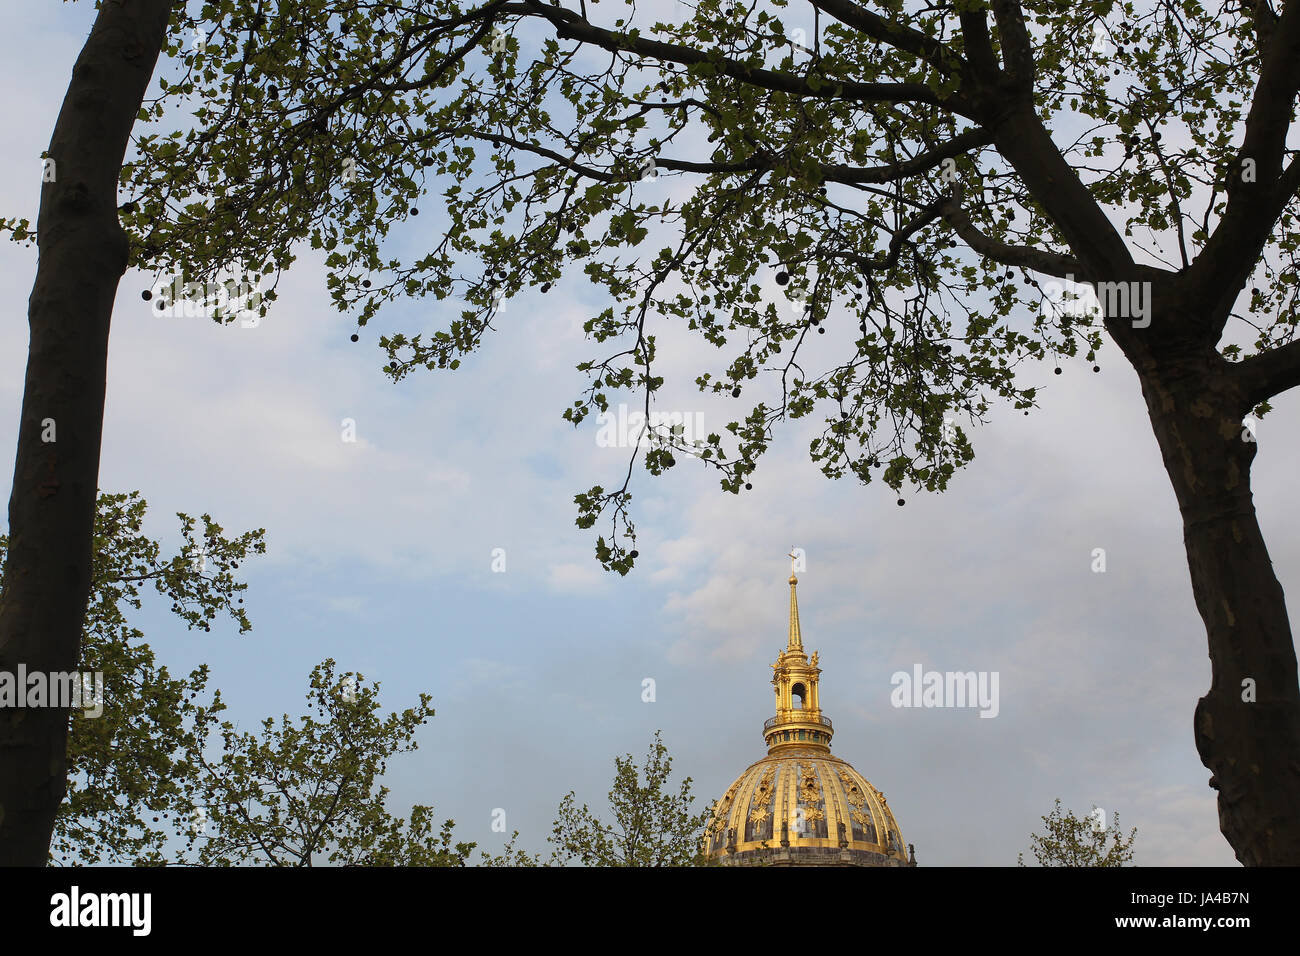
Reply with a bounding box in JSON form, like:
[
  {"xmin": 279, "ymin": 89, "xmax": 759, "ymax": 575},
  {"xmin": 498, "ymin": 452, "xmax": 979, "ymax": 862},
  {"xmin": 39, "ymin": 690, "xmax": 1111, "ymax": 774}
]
[{"xmin": 765, "ymin": 570, "xmax": 833, "ymax": 753}]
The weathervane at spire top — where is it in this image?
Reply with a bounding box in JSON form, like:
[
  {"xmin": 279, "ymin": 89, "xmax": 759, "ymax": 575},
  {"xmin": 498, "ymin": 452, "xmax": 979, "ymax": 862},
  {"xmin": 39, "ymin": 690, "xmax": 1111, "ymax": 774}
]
[{"xmin": 787, "ymin": 548, "xmax": 799, "ymax": 584}]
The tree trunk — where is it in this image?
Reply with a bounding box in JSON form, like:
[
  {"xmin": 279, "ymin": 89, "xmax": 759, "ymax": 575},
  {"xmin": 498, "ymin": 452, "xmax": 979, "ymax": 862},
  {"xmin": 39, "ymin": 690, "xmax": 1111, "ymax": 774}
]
[
  {"xmin": 1137, "ymin": 345, "xmax": 1300, "ymax": 865},
  {"xmin": 0, "ymin": 0, "xmax": 174, "ymax": 866}
]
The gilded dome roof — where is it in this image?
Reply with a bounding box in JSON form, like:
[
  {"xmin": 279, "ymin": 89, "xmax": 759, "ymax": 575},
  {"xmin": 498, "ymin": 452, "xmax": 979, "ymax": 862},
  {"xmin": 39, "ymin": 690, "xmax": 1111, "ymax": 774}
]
[
  {"xmin": 707, "ymin": 568, "xmax": 914, "ymax": 867},
  {"xmin": 707, "ymin": 747, "xmax": 909, "ymax": 866}
]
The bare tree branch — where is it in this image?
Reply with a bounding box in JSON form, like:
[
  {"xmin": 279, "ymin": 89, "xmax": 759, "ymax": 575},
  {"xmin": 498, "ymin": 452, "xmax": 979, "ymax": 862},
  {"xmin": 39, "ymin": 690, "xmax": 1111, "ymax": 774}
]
[
  {"xmin": 957, "ymin": 7, "xmax": 999, "ymax": 80},
  {"xmin": 940, "ymin": 190, "xmax": 1082, "ymax": 278},
  {"xmin": 808, "ymin": 0, "xmax": 965, "ymax": 76},
  {"xmin": 505, "ymin": 1, "xmax": 954, "ymax": 109},
  {"xmin": 1237, "ymin": 338, "xmax": 1300, "ymax": 407},
  {"xmin": 991, "ymin": 0, "xmax": 1035, "ymax": 86}
]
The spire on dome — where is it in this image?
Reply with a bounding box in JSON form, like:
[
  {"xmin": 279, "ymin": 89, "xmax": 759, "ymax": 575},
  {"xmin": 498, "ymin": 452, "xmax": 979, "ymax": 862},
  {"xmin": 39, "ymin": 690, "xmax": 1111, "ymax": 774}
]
[
  {"xmin": 786, "ymin": 550, "xmax": 803, "ymax": 651},
  {"xmin": 787, "ymin": 572, "xmax": 803, "ymax": 651},
  {"xmin": 766, "ymin": 562, "xmax": 831, "ymax": 753}
]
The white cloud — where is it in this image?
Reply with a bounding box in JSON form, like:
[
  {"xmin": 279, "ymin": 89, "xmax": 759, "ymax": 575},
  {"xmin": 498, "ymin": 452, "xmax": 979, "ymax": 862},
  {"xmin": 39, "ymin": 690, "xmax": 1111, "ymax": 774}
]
[{"xmin": 546, "ymin": 561, "xmax": 607, "ymax": 593}]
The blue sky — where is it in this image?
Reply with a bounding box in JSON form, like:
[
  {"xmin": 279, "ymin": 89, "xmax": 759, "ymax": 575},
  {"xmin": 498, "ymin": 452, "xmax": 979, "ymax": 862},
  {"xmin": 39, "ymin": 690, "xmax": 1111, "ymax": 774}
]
[{"xmin": 4, "ymin": 1, "xmax": 1297, "ymax": 865}]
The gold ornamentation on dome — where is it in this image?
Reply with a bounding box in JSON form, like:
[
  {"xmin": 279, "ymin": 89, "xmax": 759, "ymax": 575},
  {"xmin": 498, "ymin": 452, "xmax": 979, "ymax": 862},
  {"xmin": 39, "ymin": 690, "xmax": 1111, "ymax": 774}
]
[
  {"xmin": 720, "ymin": 782, "xmax": 738, "ymax": 808},
  {"xmin": 711, "ymin": 783, "xmax": 739, "ymax": 839},
  {"xmin": 748, "ymin": 767, "xmax": 776, "ymax": 827},
  {"xmin": 796, "ymin": 764, "xmax": 822, "ymax": 806},
  {"xmin": 834, "ymin": 767, "xmax": 879, "ymax": 842},
  {"xmin": 836, "ymin": 767, "xmax": 862, "ymax": 798},
  {"xmin": 794, "ymin": 763, "xmax": 827, "ymax": 831},
  {"xmin": 705, "ymin": 815, "xmax": 725, "ymax": 844}
]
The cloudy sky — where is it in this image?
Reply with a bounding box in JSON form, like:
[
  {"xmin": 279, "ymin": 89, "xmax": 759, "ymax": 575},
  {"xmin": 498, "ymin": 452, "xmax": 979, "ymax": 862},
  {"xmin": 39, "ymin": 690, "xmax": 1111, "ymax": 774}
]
[{"xmin": 4, "ymin": 2, "xmax": 1296, "ymax": 866}]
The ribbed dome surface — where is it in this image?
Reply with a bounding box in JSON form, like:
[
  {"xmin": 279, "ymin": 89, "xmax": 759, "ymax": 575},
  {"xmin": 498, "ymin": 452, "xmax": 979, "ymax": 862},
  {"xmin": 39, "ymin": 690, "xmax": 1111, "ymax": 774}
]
[{"xmin": 707, "ymin": 746, "xmax": 908, "ymax": 866}]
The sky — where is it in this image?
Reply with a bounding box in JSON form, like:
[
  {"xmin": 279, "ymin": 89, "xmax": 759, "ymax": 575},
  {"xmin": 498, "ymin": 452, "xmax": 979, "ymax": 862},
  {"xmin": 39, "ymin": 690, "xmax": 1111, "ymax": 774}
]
[{"xmin": 3, "ymin": 2, "xmax": 1297, "ymax": 866}]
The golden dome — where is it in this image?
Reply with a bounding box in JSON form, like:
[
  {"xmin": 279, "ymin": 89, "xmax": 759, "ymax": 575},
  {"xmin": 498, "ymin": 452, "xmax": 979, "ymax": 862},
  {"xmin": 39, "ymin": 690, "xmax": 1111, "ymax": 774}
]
[
  {"xmin": 706, "ymin": 565, "xmax": 915, "ymax": 867},
  {"xmin": 706, "ymin": 748, "xmax": 910, "ymax": 866}
]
